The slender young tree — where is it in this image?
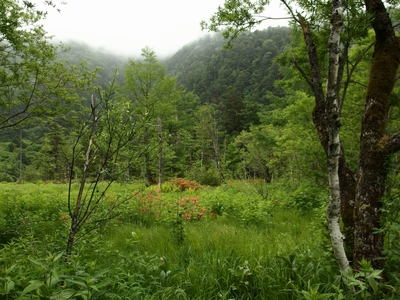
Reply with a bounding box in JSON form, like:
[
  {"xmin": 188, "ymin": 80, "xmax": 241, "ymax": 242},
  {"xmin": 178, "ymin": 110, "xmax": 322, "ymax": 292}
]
[
  {"xmin": 66, "ymin": 74, "xmax": 139, "ymax": 256},
  {"xmin": 157, "ymin": 117, "xmax": 163, "ymax": 188},
  {"xmin": 195, "ymin": 104, "xmax": 226, "ymax": 184},
  {"xmin": 324, "ymin": 0, "xmax": 350, "ymax": 272}
]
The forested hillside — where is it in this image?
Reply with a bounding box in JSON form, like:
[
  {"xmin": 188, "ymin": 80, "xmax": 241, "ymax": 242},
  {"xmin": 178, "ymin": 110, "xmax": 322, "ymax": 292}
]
[
  {"xmin": 0, "ymin": 27, "xmax": 292, "ymax": 183},
  {"xmin": 167, "ymin": 27, "xmax": 290, "ymax": 134},
  {"xmin": 167, "ymin": 27, "xmax": 289, "ymax": 104}
]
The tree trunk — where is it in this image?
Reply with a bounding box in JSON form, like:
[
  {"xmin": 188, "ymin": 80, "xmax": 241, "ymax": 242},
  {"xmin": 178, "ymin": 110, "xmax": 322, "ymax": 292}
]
[
  {"xmin": 210, "ymin": 116, "xmax": 226, "ymax": 184},
  {"xmin": 353, "ymin": 0, "xmax": 400, "ymax": 269},
  {"xmin": 338, "ymin": 156, "xmax": 356, "ymax": 260},
  {"xmin": 297, "ymin": 12, "xmax": 355, "ymax": 269},
  {"xmin": 325, "ymin": 0, "xmax": 350, "ymax": 273},
  {"xmin": 19, "ymin": 128, "xmax": 23, "ymax": 184},
  {"xmin": 158, "ymin": 117, "xmax": 163, "ymax": 189},
  {"xmin": 143, "ymin": 126, "xmax": 154, "ymax": 186},
  {"xmin": 67, "ymin": 96, "xmax": 97, "ymax": 256}
]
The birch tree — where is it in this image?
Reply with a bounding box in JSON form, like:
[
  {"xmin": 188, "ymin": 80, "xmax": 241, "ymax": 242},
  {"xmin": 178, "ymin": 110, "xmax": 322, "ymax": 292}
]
[
  {"xmin": 324, "ymin": 0, "xmax": 349, "ymax": 272},
  {"xmin": 202, "ymin": 0, "xmax": 400, "ymax": 271}
]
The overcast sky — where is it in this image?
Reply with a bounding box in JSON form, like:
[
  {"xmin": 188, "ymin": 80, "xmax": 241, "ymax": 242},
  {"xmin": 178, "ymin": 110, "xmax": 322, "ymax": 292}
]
[{"xmin": 38, "ymin": 0, "xmax": 290, "ymax": 58}]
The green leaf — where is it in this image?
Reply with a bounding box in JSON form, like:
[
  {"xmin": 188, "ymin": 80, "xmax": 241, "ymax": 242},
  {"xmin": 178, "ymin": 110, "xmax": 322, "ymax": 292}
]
[
  {"xmin": 367, "ymin": 276, "xmax": 379, "ymax": 293},
  {"xmin": 5, "ymin": 280, "xmax": 15, "ymax": 293},
  {"xmin": 94, "ymin": 280, "xmax": 113, "ymax": 289},
  {"xmin": 39, "ymin": 284, "xmax": 50, "ymax": 297},
  {"xmin": 52, "ymin": 289, "xmax": 77, "ymax": 299},
  {"xmin": 53, "ymin": 252, "xmax": 64, "ymax": 263},
  {"xmin": 28, "ymin": 258, "xmax": 47, "ymax": 269},
  {"xmin": 21, "ymin": 280, "xmax": 45, "ymax": 295},
  {"xmin": 5, "ymin": 264, "xmax": 17, "ymax": 275},
  {"xmin": 46, "ymin": 270, "xmax": 60, "ymax": 287}
]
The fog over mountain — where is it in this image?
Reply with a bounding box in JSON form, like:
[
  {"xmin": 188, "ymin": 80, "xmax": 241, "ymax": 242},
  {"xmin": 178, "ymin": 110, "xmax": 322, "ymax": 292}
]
[{"xmin": 37, "ymin": 0, "xmax": 290, "ymax": 58}]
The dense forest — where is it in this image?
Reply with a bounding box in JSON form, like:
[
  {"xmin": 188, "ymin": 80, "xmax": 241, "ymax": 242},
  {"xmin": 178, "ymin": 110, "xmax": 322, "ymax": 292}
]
[
  {"xmin": 0, "ymin": 27, "xmax": 293, "ymax": 185},
  {"xmin": 1, "ymin": 21, "xmax": 398, "ymax": 209}
]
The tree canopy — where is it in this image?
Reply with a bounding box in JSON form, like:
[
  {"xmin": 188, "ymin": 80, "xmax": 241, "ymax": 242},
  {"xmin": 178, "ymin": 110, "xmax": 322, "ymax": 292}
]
[{"xmin": 0, "ymin": 0, "xmax": 97, "ymax": 130}]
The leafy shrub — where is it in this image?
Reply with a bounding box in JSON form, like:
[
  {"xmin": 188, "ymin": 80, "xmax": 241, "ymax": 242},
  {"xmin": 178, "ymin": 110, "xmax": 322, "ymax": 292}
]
[
  {"xmin": 163, "ymin": 178, "xmax": 201, "ymax": 192},
  {"xmin": 0, "ymin": 172, "xmax": 15, "ymax": 182},
  {"xmin": 210, "ymin": 201, "xmax": 224, "ymax": 216},
  {"xmin": 291, "ymin": 186, "xmax": 326, "ymax": 214},
  {"xmin": 0, "ymin": 236, "xmax": 187, "ymax": 300},
  {"xmin": 199, "ymin": 168, "xmax": 221, "ymax": 186}
]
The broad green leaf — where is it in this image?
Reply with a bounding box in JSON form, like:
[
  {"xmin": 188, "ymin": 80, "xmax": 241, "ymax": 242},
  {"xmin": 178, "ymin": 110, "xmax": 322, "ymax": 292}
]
[
  {"xmin": 367, "ymin": 277, "xmax": 379, "ymax": 293},
  {"xmin": 66, "ymin": 279, "xmax": 87, "ymax": 288},
  {"xmin": 21, "ymin": 280, "xmax": 45, "ymax": 295},
  {"xmin": 46, "ymin": 270, "xmax": 60, "ymax": 287},
  {"xmin": 5, "ymin": 280, "xmax": 15, "ymax": 293},
  {"xmin": 52, "ymin": 289, "xmax": 77, "ymax": 299}
]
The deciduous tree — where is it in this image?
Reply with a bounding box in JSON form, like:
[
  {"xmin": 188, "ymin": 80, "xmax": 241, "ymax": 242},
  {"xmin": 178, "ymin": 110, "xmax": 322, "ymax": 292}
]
[
  {"xmin": 66, "ymin": 74, "xmax": 138, "ymax": 256},
  {"xmin": 0, "ymin": 0, "xmax": 96, "ymax": 130},
  {"xmin": 123, "ymin": 47, "xmax": 181, "ymax": 185},
  {"xmin": 202, "ymin": 0, "xmax": 400, "ymax": 271}
]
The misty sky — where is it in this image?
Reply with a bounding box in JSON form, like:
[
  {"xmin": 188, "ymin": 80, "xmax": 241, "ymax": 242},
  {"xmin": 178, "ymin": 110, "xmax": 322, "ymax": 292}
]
[{"xmin": 38, "ymin": 0, "xmax": 290, "ymax": 58}]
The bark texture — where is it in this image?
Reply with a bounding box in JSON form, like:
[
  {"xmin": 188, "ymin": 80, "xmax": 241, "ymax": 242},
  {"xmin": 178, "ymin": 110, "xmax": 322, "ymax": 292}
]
[
  {"xmin": 353, "ymin": 0, "xmax": 400, "ymax": 269},
  {"xmin": 325, "ymin": 0, "xmax": 350, "ymax": 273}
]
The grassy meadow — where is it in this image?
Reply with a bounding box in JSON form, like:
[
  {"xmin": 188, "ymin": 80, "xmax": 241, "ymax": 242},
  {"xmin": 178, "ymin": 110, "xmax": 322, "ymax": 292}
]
[{"xmin": 0, "ymin": 180, "xmax": 399, "ymax": 299}]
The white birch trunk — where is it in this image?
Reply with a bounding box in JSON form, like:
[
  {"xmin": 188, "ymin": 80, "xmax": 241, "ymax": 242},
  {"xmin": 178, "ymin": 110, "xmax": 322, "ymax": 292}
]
[
  {"xmin": 326, "ymin": 0, "xmax": 350, "ymax": 273},
  {"xmin": 158, "ymin": 117, "xmax": 163, "ymax": 189}
]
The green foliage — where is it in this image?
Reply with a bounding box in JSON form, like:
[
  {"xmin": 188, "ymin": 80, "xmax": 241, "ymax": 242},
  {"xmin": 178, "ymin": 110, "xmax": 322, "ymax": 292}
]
[
  {"xmin": 199, "ymin": 168, "xmax": 222, "ymax": 187},
  {"xmin": 291, "ymin": 186, "xmax": 326, "ymax": 214},
  {"xmin": 200, "ymin": 0, "xmax": 271, "ymax": 45},
  {"xmin": 342, "ymin": 260, "xmax": 398, "ymax": 299},
  {"xmin": 0, "ymin": 0, "xmax": 97, "ymax": 129},
  {"xmin": 231, "ymin": 90, "xmax": 327, "ymax": 192},
  {"xmin": 234, "ymin": 124, "xmax": 276, "ymax": 182},
  {"xmin": 0, "ymin": 236, "xmax": 184, "ymax": 299},
  {"xmin": 0, "ymin": 27, "xmax": 292, "ymax": 184},
  {"xmin": 0, "ymin": 182, "xmax": 400, "ymax": 299},
  {"xmin": 171, "ymin": 212, "xmax": 185, "ymax": 246},
  {"xmin": 1, "ymin": 0, "xmax": 400, "ymax": 295},
  {"xmin": 121, "ymin": 47, "xmax": 194, "ymax": 184},
  {"xmin": 0, "ymin": 142, "xmax": 18, "ymax": 182},
  {"xmin": 168, "ymin": 27, "xmax": 290, "ymax": 107},
  {"xmin": 381, "ymin": 185, "xmax": 400, "ymax": 278}
]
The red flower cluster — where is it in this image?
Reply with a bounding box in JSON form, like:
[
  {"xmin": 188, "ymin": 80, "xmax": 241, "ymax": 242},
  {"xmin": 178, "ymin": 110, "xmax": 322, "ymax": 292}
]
[
  {"xmin": 59, "ymin": 214, "xmax": 69, "ymax": 223},
  {"xmin": 132, "ymin": 189, "xmax": 209, "ymax": 223},
  {"xmin": 177, "ymin": 197, "xmax": 207, "ymax": 220},
  {"xmin": 169, "ymin": 178, "xmax": 200, "ymax": 191}
]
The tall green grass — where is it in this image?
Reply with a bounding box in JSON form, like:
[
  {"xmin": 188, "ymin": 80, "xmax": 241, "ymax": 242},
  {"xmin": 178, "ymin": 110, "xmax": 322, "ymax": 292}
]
[
  {"xmin": 0, "ymin": 181, "xmax": 399, "ymax": 299},
  {"xmin": 97, "ymin": 207, "xmax": 334, "ymax": 299}
]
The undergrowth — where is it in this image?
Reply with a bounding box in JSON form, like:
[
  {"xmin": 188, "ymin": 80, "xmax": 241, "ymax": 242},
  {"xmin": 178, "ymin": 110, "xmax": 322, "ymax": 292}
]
[{"xmin": 0, "ymin": 180, "xmax": 399, "ymax": 299}]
